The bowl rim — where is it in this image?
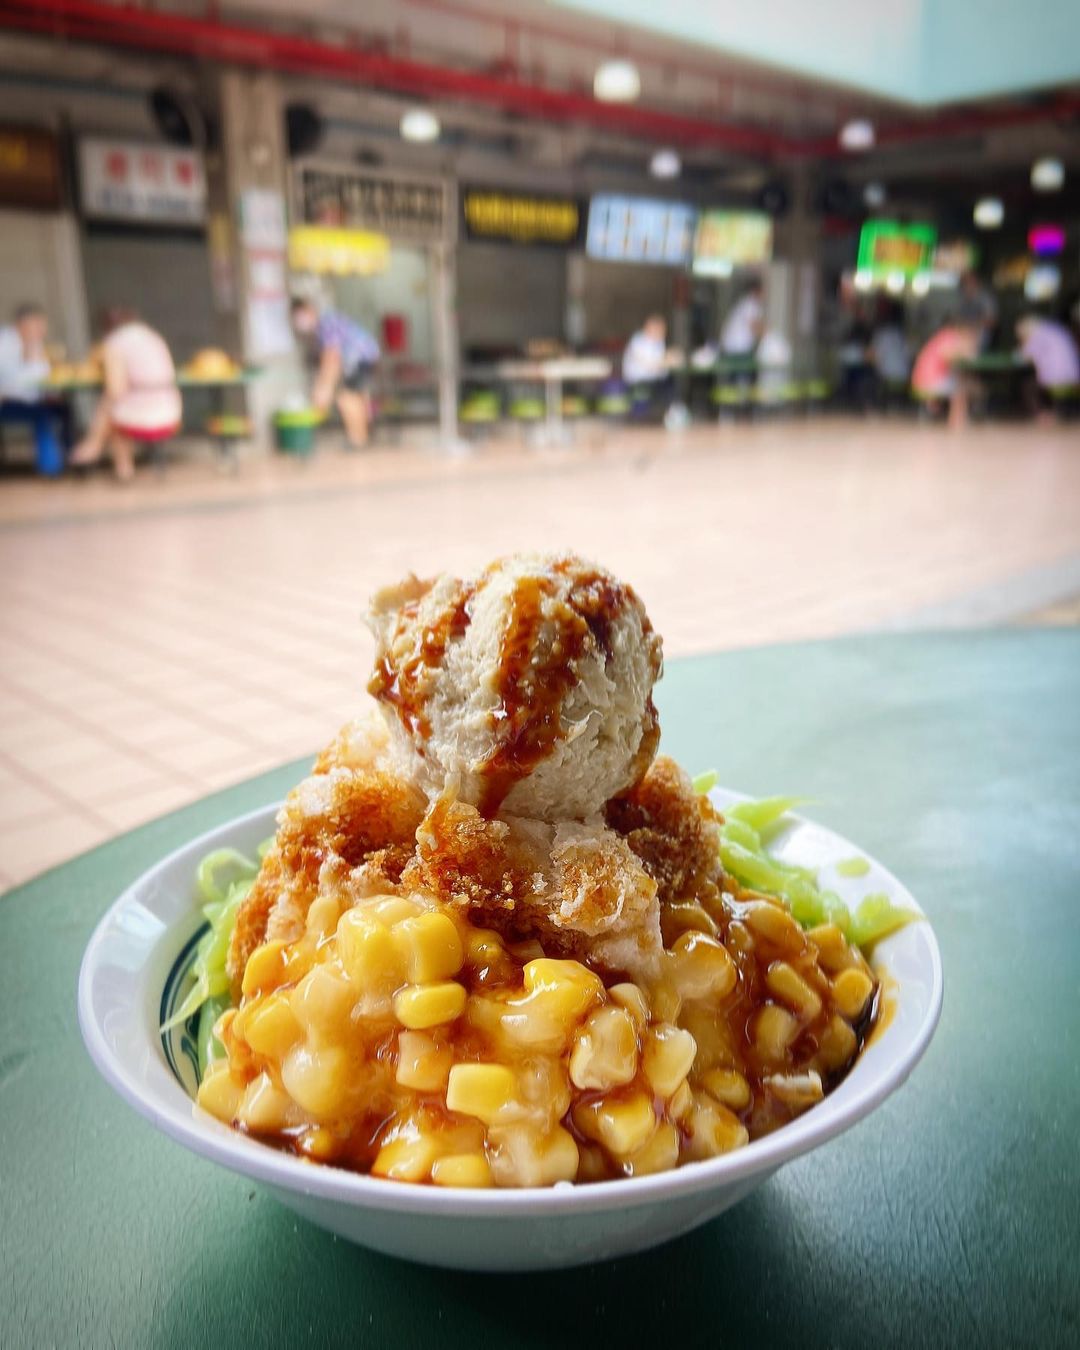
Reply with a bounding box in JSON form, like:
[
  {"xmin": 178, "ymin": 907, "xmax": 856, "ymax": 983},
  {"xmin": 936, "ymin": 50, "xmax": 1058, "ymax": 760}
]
[{"xmin": 78, "ymin": 794, "xmax": 943, "ymax": 1218}]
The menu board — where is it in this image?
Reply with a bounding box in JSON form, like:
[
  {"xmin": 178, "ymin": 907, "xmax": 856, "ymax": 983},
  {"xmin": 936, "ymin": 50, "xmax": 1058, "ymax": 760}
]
[
  {"xmin": 296, "ymin": 164, "xmax": 450, "ymax": 245},
  {"xmin": 693, "ymin": 210, "xmax": 773, "ymax": 273},
  {"xmin": 79, "ymin": 138, "xmax": 205, "ymax": 226},
  {"xmin": 586, "ymin": 195, "xmax": 697, "ymax": 266},
  {"xmin": 462, "ymin": 186, "xmax": 584, "ymax": 247},
  {"xmin": 857, "ymin": 220, "xmax": 937, "ymax": 279}
]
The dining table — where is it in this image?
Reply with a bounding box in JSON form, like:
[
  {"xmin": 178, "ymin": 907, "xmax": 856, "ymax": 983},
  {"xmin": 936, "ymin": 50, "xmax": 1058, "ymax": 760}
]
[{"xmin": 2, "ymin": 628, "xmax": 1077, "ymax": 1347}]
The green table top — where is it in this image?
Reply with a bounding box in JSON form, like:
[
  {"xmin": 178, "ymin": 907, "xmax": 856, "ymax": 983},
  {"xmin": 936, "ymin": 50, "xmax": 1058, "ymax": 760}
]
[
  {"xmin": 954, "ymin": 353, "xmax": 1033, "ymax": 374},
  {"xmin": 3, "ymin": 630, "xmax": 1078, "ymax": 1347}
]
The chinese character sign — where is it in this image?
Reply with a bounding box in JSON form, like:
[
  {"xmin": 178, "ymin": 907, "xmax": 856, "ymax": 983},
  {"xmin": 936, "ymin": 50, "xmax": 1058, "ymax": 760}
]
[{"xmin": 79, "ymin": 138, "xmax": 207, "ymax": 226}]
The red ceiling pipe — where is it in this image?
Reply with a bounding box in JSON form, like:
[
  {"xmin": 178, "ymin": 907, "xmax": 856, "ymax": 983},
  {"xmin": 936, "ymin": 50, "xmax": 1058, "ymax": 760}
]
[{"xmin": 0, "ymin": 0, "xmax": 796, "ymax": 159}]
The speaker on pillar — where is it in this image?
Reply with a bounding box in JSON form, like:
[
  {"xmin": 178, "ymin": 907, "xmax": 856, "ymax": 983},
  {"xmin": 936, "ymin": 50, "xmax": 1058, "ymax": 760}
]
[
  {"xmin": 757, "ymin": 180, "xmax": 790, "ymax": 218},
  {"xmin": 149, "ymin": 87, "xmax": 214, "ymax": 149},
  {"xmin": 285, "ymin": 104, "xmax": 324, "ymax": 158}
]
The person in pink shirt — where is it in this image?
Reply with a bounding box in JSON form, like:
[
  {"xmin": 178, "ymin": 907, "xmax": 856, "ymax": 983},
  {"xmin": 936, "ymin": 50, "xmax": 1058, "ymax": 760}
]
[
  {"xmin": 911, "ymin": 321, "xmax": 980, "ymax": 429},
  {"xmin": 70, "ymin": 309, "xmax": 181, "ymax": 481}
]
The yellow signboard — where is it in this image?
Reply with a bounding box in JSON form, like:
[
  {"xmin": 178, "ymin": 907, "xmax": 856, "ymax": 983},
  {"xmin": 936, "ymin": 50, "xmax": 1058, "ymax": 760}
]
[
  {"xmin": 288, "ymin": 226, "xmax": 391, "ymax": 276},
  {"xmin": 462, "ymin": 187, "xmax": 584, "ymax": 247}
]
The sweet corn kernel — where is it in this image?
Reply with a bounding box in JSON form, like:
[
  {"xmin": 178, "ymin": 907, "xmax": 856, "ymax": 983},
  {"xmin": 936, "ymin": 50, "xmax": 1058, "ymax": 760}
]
[
  {"xmin": 297, "ymin": 1126, "xmax": 337, "ymax": 1161},
  {"xmin": 488, "ymin": 1124, "xmax": 579, "ymax": 1187},
  {"xmin": 701, "ymin": 1067, "xmax": 751, "ymax": 1111},
  {"xmin": 642, "ymin": 1024, "xmax": 697, "ymax": 1097},
  {"xmin": 660, "ymin": 901, "xmax": 718, "ymax": 945},
  {"xmin": 764, "ymin": 1070, "xmax": 824, "ymax": 1109},
  {"xmin": 371, "ymin": 1134, "xmax": 441, "ymax": 1182},
  {"xmin": 744, "ymin": 900, "xmax": 803, "ymax": 948},
  {"xmin": 237, "ymin": 1072, "xmax": 298, "ymax": 1133},
  {"xmin": 281, "ymin": 1044, "xmax": 350, "ymax": 1118},
  {"xmin": 625, "ymin": 1120, "xmax": 680, "ymax": 1177},
  {"xmin": 522, "ymin": 959, "xmax": 604, "ymax": 1014},
  {"xmin": 395, "ymin": 1030, "xmax": 452, "ymax": 1093},
  {"xmin": 446, "ymin": 1063, "xmax": 516, "ymax": 1125},
  {"xmin": 393, "ymin": 911, "xmax": 464, "ymax": 984},
  {"xmin": 515, "ymin": 1056, "xmax": 572, "ymax": 1126},
  {"xmin": 393, "ymin": 981, "xmax": 467, "ymax": 1029},
  {"xmin": 832, "ymin": 968, "xmax": 874, "ymax": 1020},
  {"xmin": 608, "ymin": 982, "xmax": 649, "ymax": 1031},
  {"xmin": 816, "ymin": 1013, "xmax": 858, "ymax": 1071},
  {"xmin": 685, "ymin": 1096, "xmax": 749, "ymax": 1160},
  {"xmin": 672, "ymin": 931, "xmax": 738, "ymax": 1001},
  {"xmin": 753, "ymin": 1003, "xmax": 800, "ymax": 1062},
  {"xmin": 809, "ymin": 922, "xmax": 855, "ymax": 974},
  {"xmin": 290, "ymin": 965, "xmax": 355, "ymax": 1040},
  {"xmin": 197, "ymin": 1065, "xmax": 242, "ymax": 1121},
  {"xmin": 243, "ymin": 992, "xmax": 301, "ymax": 1060},
  {"xmin": 365, "ymin": 894, "xmax": 424, "ymax": 927},
  {"xmin": 724, "ymin": 919, "xmax": 755, "ymax": 959},
  {"xmin": 569, "ymin": 1006, "xmax": 639, "ymax": 1091},
  {"xmin": 305, "ymin": 892, "xmax": 341, "ymax": 939},
  {"xmin": 501, "ymin": 959, "xmax": 605, "ymax": 1051},
  {"xmin": 431, "ymin": 1152, "xmax": 493, "ymax": 1188},
  {"xmin": 575, "ymin": 1092, "xmax": 657, "ymax": 1159},
  {"xmin": 766, "ymin": 961, "xmax": 823, "ymax": 1021},
  {"xmin": 680, "ymin": 1001, "xmax": 738, "ymax": 1071},
  {"xmin": 241, "ymin": 939, "xmax": 288, "ymax": 997},
  {"xmin": 668, "ymin": 1080, "xmax": 694, "ymax": 1123},
  {"xmin": 336, "ymin": 908, "xmax": 403, "ymax": 991}
]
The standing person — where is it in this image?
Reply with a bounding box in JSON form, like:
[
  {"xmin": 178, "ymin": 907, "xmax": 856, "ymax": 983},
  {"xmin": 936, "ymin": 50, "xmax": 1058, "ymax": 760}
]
[
  {"xmin": 0, "ymin": 303, "xmax": 70, "ymax": 474},
  {"xmin": 1015, "ymin": 314, "xmax": 1080, "ymax": 419},
  {"xmin": 720, "ymin": 279, "xmax": 765, "ymax": 359},
  {"xmin": 956, "ymin": 270, "xmax": 998, "ymax": 350},
  {"xmin": 290, "ymin": 298, "xmax": 380, "ymax": 449},
  {"xmin": 869, "ymin": 300, "xmax": 911, "ymax": 408},
  {"xmin": 69, "ymin": 309, "xmax": 181, "ymax": 482},
  {"xmin": 911, "ymin": 319, "xmax": 980, "ymax": 429}
]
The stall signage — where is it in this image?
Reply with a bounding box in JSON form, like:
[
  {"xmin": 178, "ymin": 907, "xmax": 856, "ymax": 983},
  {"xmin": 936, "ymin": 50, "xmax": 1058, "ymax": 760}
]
[
  {"xmin": 0, "ymin": 126, "xmax": 62, "ymax": 210},
  {"xmin": 586, "ymin": 195, "xmax": 697, "ymax": 266},
  {"xmin": 461, "ymin": 186, "xmax": 584, "ymax": 247},
  {"xmin": 296, "ymin": 164, "xmax": 450, "ymax": 244},
  {"xmin": 693, "ymin": 210, "xmax": 773, "ymax": 274},
  {"xmin": 856, "ymin": 220, "xmax": 936, "ymax": 279},
  {"xmin": 79, "ymin": 138, "xmax": 206, "ymax": 226}
]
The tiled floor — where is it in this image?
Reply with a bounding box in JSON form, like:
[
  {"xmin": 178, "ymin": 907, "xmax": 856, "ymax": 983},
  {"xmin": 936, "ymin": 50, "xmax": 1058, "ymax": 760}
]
[{"xmin": 2, "ymin": 416, "xmax": 1078, "ymax": 890}]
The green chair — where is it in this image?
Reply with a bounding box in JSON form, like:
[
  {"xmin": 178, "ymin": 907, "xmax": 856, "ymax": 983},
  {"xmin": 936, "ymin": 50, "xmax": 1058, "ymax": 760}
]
[
  {"xmin": 460, "ymin": 390, "xmax": 501, "ymax": 425},
  {"xmin": 596, "ymin": 389, "xmax": 631, "ymax": 418},
  {"xmin": 206, "ymin": 413, "xmax": 251, "ymax": 470},
  {"xmin": 561, "ymin": 394, "xmax": 588, "ymax": 418},
  {"xmin": 508, "ymin": 395, "xmax": 544, "ymax": 423},
  {"xmin": 711, "ymin": 382, "xmax": 752, "ymax": 413}
]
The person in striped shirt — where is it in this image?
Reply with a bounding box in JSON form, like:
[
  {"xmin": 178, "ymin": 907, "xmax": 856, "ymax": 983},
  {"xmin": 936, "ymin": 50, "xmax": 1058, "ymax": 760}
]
[{"xmin": 291, "ymin": 298, "xmax": 380, "ymax": 448}]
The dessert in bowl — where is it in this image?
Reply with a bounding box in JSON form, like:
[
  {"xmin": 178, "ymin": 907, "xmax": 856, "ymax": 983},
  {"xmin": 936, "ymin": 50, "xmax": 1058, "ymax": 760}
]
[{"xmin": 79, "ymin": 553, "xmax": 941, "ymax": 1268}]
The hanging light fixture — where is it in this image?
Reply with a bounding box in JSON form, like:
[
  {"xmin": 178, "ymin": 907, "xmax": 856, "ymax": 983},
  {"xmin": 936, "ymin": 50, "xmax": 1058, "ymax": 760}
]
[
  {"xmin": 839, "ymin": 119, "xmax": 875, "ymax": 151},
  {"xmin": 400, "ymin": 108, "xmax": 440, "ymax": 143},
  {"xmin": 863, "ymin": 181, "xmax": 886, "ymax": 209},
  {"xmin": 973, "ymin": 197, "xmax": 1004, "ymax": 229},
  {"xmin": 594, "ymin": 59, "xmax": 641, "ymax": 103},
  {"xmin": 1031, "ymin": 157, "xmax": 1064, "ymax": 192},
  {"xmin": 649, "ymin": 148, "xmax": 681, "ymax": 179}
]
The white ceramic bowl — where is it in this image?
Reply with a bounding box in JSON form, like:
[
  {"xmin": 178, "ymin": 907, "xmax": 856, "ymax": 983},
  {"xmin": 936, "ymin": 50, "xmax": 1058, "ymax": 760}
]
[{"xmin": 79, "ymin": 791, "xmax": 942, "ymax": 1272}]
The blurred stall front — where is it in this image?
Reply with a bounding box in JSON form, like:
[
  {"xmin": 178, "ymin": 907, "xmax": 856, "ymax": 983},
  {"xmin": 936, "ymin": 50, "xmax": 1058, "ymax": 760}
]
[
  {"xmin": 457, "ymin": 184, "xmax": 585, "ymax": 361},
  {"xmin": 0, "ymin": 125, "xmax": 88, "ymax": 358},
  {"xmin": 290, "ymin": 160, "xmax": 455, "ymax": 436}
]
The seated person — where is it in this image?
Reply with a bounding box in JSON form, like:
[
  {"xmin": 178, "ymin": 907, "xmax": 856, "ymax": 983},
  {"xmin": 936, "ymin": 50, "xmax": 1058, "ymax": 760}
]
[
  {"xmin": 0, "ymin": 303, "xmax": 70, "ymax": 473},
  {"xmin": 70, "ymin": 309, "xmax": 181, "ymax": 481},
  {"xmin": 1016, "ymin": 315, "xmax": 1080, "ymax": 417},
  {"xmin": 290, "ymin": 299, "xmax": 380, "ymax": 449},
  {"xmin": 911, "ymin": 320, "xmax": 980, "ymax": 429},
  {"xmin": 720, "ymin": 280, "xmax": 764, "ymax": 360},
  {"xmin": 622, "ymin": 314, "xmax": 675, "ymax": 420},
  {"xmin": 869, "ymin": 300, "xmax": 911, "ymax": 404}
]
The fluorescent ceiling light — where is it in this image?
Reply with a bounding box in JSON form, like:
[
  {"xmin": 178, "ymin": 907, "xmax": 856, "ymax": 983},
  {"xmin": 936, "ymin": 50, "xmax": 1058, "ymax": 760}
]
[
  {"xmin": 1031, "ymin": 157, "xmax": 1064, "ymax": 192},
  {"xmin": 911, "ymin": 273, "xmax": 930, "ymax": 296},
  {"xmin": 839, "ymin": 119, "xmax": 875, "ymax": 151},
  {"xmin": 863, "ymin": 181, "xmax": 886, "ymax": 209},
  {"xmin": 973, "ymin": 197, "xmax": 1004, "ymax": 229},
  {"xmin": 594, "ymin": 59, "xmax": 641, "ymax": 103},
  {"xmin": 885, "ymin": 271, "xmax": 906, "ymax": 294},
  {"xmin": 650, "ymin": 148, "xmax": 681, "ymax": 179},
  {"xmin": 853, "ymin": 269, "xmax": 874, "ymax": 292},
  {"xmin": 400, "ymin": 108, "xmax": 440, "ymax": 143}
]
